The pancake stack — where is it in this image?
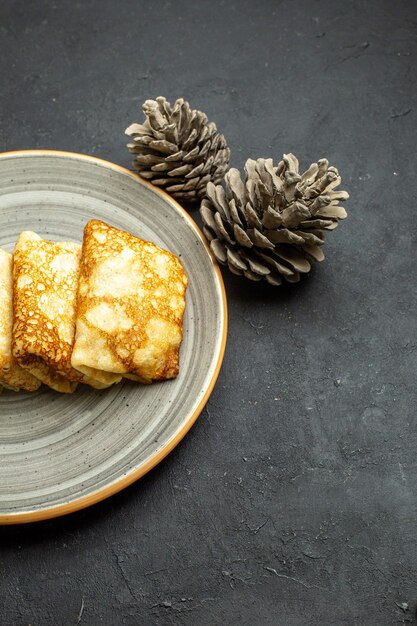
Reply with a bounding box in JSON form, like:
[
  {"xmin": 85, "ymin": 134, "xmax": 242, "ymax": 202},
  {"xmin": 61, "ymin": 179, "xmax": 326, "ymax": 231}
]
[{"xmin": 0, "ymin": 220, "xmax": 188, "ymax": 394}]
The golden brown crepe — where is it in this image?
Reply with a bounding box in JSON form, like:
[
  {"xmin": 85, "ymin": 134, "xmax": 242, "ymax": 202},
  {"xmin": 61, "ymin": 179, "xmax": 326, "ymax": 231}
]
[
  {"xmin": 71, "ymin": 220, "xmax": 188, "ymax": 383},
  {"xmin": 12, "ymin": 232, "xmax": 116, "ymax": 393},
  {"xmin": 0, "ymin": 248, "xmax": 41, "ymax": 392}
]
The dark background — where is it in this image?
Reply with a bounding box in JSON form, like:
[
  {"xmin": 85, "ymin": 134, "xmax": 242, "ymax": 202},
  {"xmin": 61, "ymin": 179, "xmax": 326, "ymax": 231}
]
[{"xmin": 1, "ymin": 1, "xmax": 417, "ymax": 624}]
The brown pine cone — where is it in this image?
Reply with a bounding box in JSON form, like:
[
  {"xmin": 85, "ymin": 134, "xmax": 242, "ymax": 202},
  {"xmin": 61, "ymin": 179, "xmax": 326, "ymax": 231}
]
[
  {"xmin": 126, "ymin": 97, "xmax": 230, "ymax": 202},
  {"xmin": 200, "ymin": 154, "xmax": 348, "ymax": 285}
]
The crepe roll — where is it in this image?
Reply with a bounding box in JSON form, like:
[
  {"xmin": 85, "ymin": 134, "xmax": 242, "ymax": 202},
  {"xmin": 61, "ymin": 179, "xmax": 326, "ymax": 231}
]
[
  {"xmin": 72, "ymin": 220, "xmax": 188, "ymax": 383},
  {"xmin": 0, "ymin": 248, "xmax": 41, "ymax": 392},
  {"xmin": 12, "ymin": 232, "xmax": 117, "ymax": 393}
]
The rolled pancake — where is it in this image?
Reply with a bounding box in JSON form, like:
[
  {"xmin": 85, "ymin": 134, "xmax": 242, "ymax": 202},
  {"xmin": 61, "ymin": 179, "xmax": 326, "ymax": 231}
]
[
  {"xmin": 12, "ymin": 232, "xmax": 117, "ymax": 392},
  {"xmin": 0, "ymin": 248, "xmax": 41, "ymax": 392},
  {"xmin": 71, "ymin": 220, "xmax": 188, "ymax": 383}
]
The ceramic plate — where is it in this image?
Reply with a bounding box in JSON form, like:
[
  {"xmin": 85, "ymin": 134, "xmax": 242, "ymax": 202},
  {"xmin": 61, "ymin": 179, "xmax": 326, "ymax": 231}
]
[{"xmin": 0, "ymin": 151, "xmax": 227, "ymax": 524}]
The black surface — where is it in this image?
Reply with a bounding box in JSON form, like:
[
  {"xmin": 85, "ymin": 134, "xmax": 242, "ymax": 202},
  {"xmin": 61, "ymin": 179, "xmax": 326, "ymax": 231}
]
[{"xmin": 1, "ymin": 1, "xmax": 417, "ymax": 624}]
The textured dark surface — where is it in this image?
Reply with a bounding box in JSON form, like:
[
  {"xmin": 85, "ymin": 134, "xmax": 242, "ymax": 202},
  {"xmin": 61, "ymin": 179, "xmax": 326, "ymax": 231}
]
[{"xmin": 1, "ymin": 0, "xmax": 417, "ymax": 624}]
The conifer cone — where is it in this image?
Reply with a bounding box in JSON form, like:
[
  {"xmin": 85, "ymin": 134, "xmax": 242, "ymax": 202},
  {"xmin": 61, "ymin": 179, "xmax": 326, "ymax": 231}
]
[
  {"xmin": 200, "ymin": 154, "xmax": 348, "ymax": 285},
  {"xmin": 126, "ymin": 97, "xmax": 230, "ymax": 202}
]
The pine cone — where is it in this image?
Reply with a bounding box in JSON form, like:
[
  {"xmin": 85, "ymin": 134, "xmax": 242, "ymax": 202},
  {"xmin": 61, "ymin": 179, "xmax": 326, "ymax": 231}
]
[
  {"xmin": 200, "ymin": 154, "xmax": 348, "ymax": 285},
  {"xmin": 125, "ymin": 97, "xmax": 230, "ymax": 202}
]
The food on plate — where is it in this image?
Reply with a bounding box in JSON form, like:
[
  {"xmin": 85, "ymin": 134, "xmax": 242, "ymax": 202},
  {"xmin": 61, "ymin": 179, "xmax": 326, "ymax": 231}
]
[
  {"xmin": 71, "ymin": 220, "xmax": 188, "ymax": 383},
  {"xmin": 0, "ymin": 248, "xmax": 41, "ymax": 392},
  {"xmin": 12, "ymin": 232, "xmax": 117, "ymax": 393},
  {"xmin": 0, "ymin": 219, "xmax": 188, "ymax": 395}
]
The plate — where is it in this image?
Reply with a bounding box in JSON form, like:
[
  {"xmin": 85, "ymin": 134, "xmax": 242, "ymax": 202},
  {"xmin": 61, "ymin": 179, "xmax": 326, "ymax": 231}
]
[{"xmin": 0, "ymin": 150, "xmax": 227, "ymax": 524}]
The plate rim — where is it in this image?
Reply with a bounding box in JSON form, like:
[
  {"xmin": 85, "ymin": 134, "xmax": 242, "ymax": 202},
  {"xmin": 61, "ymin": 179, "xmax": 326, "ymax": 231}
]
[{"xmin": 0, "ymin": 149, "xmax": 228, "ymax": 525}]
